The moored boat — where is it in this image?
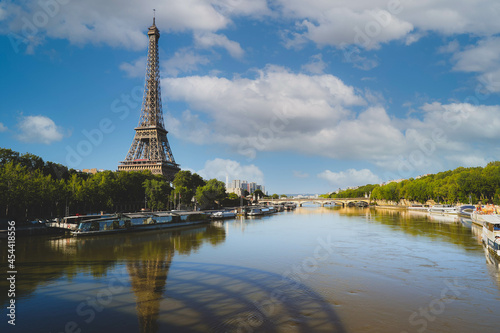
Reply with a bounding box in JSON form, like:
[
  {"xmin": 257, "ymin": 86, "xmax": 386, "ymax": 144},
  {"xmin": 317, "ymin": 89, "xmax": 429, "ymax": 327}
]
[
  {"xmin": 458, "ymin": 205, "xmax": 475, "ymax": 218},
  {"xmin": 247, "ymin": 207, "xmax": 263, "ymax": 216},
  {"xmin": 407, "ymin": 204, "xmax": 429, "ymax": 211},
  {"xmin": 71, "ymin": 211, "xmax": 209, "ymax": 236},
  {"xmin": 480, "ymin": 215, "xmax": 500, "ymax": 260},
  {"xmin": 471, "ymin": 210, "xmax": 500, "ymax": 225},
  {"xmin": 46, "ymin": 214, "xmax": 114, "ymax": 231},
  {"xmin": 211, "ymin": 210, "xmax": 237, "ymax": 219},
  {"xmin": 428, "ymin": 204, "xmax": 459, "ymax": 214}
]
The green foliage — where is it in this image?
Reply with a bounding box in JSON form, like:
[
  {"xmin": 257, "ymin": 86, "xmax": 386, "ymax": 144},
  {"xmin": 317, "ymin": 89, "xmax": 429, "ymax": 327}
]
[
  {"xmin": 0, "ymin": 148, "xmax": 177, "ymax": 222},
  {"xmin": 330, "ymin": 184, "xmax": 378, "ymax": 199},
  {"xmin": 144, "ymin": 179, "xmax": 172, "ymax": 211},
  {"xmin": 195, "ymin": 179, "xmax": 227, "ymax": 210},
  {"xmin": 253, "ymin": 189, "xmax": 264, "ymax": 199},
  {"xmin": 171, "ymin": 170, "xmax": 206, "ymax": 207},
  {"xmin": 221, "ymin": 192, "xmax": 248, "ymax": 207},
  {"xmin": 326, "ymin": 162, "xmax": 500, "ymax": 204},
  {"xmin": 228, "ymin": 193, "xmax": 239, "ymax": 200}
]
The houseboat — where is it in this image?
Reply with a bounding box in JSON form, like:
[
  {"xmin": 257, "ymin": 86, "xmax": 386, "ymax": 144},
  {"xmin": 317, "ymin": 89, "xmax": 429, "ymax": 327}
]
[
  {"xmin": 46, "ymin": 214, "xmax": 114, "ymax": 231},
  {"xmin": 71, "ymin": 211, "xmax": 210, "ymax": 236},
  {"xmin": 428, "ymin": 204, "xmax": 459, "ymax": 214},
  {"xmin": 407, "ymin": 204, "xmax": 429, "ymax": 211},
  {"xmin": 480, "ymin": 215, "xmax": 500, "ymax": 260},
  {"xmin": 211, "ymin": 210, "xmax": 237, "ymax": 219},
  {"xmin": 458, "ymin": 205, "xmax": 476, "ymax": 218},
  {"xmin": 247, "ymin": 206, "xmax": 277, "ymax": 216}
]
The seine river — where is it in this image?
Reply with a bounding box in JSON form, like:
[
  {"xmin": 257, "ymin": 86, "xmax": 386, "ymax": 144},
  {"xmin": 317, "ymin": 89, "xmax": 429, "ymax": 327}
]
[{"xmin": 2, "ymin": 206, "xmax": 500, "ymax": 332}]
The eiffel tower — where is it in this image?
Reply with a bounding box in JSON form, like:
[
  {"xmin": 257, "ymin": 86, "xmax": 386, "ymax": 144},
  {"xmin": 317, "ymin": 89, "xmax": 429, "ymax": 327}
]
[{"xmin": 118, "ymin": 16, "xmax": 180, "ymax": 181}]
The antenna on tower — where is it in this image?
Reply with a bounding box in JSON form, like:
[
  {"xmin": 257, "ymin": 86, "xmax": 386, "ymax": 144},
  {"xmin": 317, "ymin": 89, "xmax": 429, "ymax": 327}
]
[{"xmin": 153, "ymin": 9, "xmax": 156, "ymax": 25}]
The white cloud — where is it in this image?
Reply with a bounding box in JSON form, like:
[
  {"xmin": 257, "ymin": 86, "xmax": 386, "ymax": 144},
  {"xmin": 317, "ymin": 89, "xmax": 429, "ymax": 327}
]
[
  {"xmin": 301, "ymin": 54, "xmax": 327, "ymax": 74},
  {"xmin": 161, "ymin": 67, "xmax": 415, "ymax": 164},
  {"xmin": 277, "ymin": 0, "xmax": 500, "ymax": 50},
  {"xmin": 1, "ymin": 0, "xmax": 266, "ymax": 51},
  {"xmin": 4, "ymin": 0, "xmax": 500, "ymax": 68},
  {"xmin": 119, "ymin": 56, "xmax": 146, "ymax": 78},
  {"xmin": 452, "ymin": 38, "xmax": 500, "ymax": 73},
  {"xmin": 197, "ymin": 158, "xmax": 264, "ymax": 184},
  {"xmin": 0, "ymin": 122, "xmax": 7, "ymax": 132},
  {"xmin": 162, "ymin": 66, "xmax": 388, "ymax": 158},
  {"xmin": 16, "ymin": 115, "xmax": 65, "ymax": 144},
  {"xmin": 451, "ymin": 37, "xmax": 500, "ymax": 92},
  {"xmin": 438, "ymin": 40, "xmax": 459, "ymax": 54},
  {"xmin": 165, "ymin": 110, "xmax": 211, "ymax": 145},
  {"xmin": 405, "ymin": 32, "xmax": 424, "ymax": 45},
  {"xmin": 3, "ymin": 0, "xmax": 500, "ymax": 58},
  {"xmin": 163, "ymin": 49, "xmax": 210, "ymax": 77},
  {"xmin": 212, "ymin": 0, "xmax": 271, "ymax": 17},
  {"xmin": 280, "ymin": 3, "xmax": 413, "ymax": 50},
  {"xmin": 161, "ymin": 64, "xmax": 500, "ymax": 176},
  {"xmin": 318, "ymin": 169, "xmax": 381, "ymax": 189},
  {"xmin": 194, "ymin": 32, "xmax": 244, "ymax": 58}
]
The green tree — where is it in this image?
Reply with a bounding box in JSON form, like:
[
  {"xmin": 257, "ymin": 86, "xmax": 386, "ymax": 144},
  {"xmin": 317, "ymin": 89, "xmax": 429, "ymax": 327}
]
[
  {"xmin": 144, "ymin": 178, "xmax": 172, "ymax": 211},
  {"xmin": 172, "ymin": 170, "xmax": 206, "ymax": 207},
  {"xmin": 195, "ymin": 179, "xmax": 227, "ymax": 210},
  {"xmin": 253, "ymin": 189, "xmax": 264, "ymax": 199}
]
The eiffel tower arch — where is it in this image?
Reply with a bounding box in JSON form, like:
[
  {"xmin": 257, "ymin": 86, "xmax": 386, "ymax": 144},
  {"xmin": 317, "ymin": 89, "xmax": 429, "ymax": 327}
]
[{"xmin": 118, "ymin": 17, "xmax": 180, "ymax": 181}]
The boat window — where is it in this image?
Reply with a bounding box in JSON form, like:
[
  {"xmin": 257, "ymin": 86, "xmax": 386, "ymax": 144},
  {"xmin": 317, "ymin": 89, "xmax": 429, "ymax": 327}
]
[
  {"xmin": 157, "ymin": 216, "xmax": 173, "ymax": 223},
  {"xmin": 90, "ymin": 221, "xmax": 99, "ymax": 231},
  {"xmin": 78, "ymin": 223, "xmax": 91, "ymax": 232},
  {"xmin": 131, "ymin": 218, "xmax": 143, "ymax": 226},
  {"xmin": 494, "ymin": 224, "xmax": 500, "ymax": 231},
  {"xmin": 100, "ymin": 221, "xmax": 113, "ymax": 231}
]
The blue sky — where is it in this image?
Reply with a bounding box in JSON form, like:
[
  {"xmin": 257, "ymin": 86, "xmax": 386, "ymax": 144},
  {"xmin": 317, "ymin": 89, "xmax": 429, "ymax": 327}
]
[{"xmin": 2, "ymin": 0, "xmax": 500, "ymax": 194}]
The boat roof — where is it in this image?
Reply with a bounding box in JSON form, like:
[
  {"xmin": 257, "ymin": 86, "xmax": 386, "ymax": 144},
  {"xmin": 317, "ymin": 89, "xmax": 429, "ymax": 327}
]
[{"xmin": 77, "ymin": 210, "xmax": 208, "ymax": 222}]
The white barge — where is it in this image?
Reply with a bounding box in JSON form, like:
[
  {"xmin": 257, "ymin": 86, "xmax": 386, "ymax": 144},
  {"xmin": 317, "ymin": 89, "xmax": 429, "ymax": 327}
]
[
  {"xmin": 428, "ymin": 204, "xmax": 459, "ymax": 214},
  {"xmin": 477, "ymin": 213, "xmax": 500, "ymax": 260},
  {"xmin": 71, "ymin": 211, "xmax": 209, "ymax": 236},
  {"xmin": 211, "ymin": 210, "xmax": 237, "ymax": 219}
]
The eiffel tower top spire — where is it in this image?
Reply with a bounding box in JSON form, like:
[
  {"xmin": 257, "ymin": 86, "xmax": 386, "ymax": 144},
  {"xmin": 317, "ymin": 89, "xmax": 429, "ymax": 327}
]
[
  {"xmin": 118, "ymin": 17, "xmax": 180, "ymax": 180},
  {"xmin": 139, "ymin": 12, "xmax": 163, "ymax": 129}
]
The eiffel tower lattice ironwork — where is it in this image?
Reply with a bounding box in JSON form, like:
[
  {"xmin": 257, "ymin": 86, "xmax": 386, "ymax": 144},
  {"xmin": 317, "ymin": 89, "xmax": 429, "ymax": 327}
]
[{"xmin": 118, "ymin": 17, "xmax": 180, "ymax": 181}]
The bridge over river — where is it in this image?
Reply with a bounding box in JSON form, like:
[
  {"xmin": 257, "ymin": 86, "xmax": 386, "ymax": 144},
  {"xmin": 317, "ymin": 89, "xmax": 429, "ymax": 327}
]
[{"xmin": 259, "ymin": 197, "xmax": 370, "ymax": 207}]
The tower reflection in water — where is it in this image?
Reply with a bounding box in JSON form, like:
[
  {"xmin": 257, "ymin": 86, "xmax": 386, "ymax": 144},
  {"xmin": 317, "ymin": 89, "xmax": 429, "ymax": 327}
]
[
  {"xmin": 23, "ymin": 222, "xmax": 344, "ymax": 332},
  {"xmin": 121, "ymin": 227, "xmax": 344, "ymax": 333},
  {"xmin": 127, "ymin": 240, "xmax": 174, "ymax": 333}
]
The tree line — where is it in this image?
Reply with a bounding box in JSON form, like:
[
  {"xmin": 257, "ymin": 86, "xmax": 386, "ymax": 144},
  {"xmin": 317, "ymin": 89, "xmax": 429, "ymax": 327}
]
[
  {"xmin": 324, "ymin": 161, "xmax": 500, "ymax": 205},
  {"xmin": 0, "ymin": 148, "xmax": 245, "ymax": 223}
]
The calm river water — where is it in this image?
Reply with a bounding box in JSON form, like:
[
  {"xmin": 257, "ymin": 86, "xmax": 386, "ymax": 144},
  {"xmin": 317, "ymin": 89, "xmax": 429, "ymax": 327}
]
[{"xmin": 2, "ymin": 206, "xmax": 500, "ymax": 333}]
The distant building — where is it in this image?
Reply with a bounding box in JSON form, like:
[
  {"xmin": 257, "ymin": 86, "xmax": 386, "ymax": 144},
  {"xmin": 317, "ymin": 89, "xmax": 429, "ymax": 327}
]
[
  {"xmin": 227, "ymin": 187, "xmax": 245, "ymax": 197},
  {"xmin": 80, "ymin": 168, "xmax": 106, "ymax": 174},
  {"xmin": 226, "ymin": 179, "xmax": 265, "ymax": 196}
]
